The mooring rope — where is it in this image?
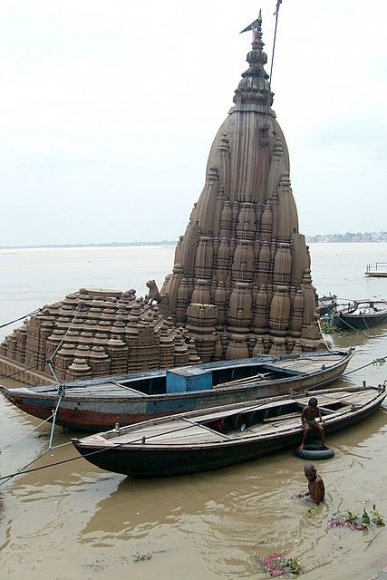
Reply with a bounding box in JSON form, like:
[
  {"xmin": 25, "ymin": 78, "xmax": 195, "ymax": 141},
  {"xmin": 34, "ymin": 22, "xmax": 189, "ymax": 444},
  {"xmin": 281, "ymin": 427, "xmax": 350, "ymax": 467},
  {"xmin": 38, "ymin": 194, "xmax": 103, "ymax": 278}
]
[
  {"xmin": 44, "ymin": 304, "xmax": 85, "ymax": 447},
  {"xmin": 0, "ymin": 362, "xmax": 51, "ymax": 382},
  {"xmin": 46, "ymin": 303, "xmax": 85, "ymax": 384},
  {"xmin": 0, "ymin": 308, "xmax": 42, "ymax": 329},
  {"xmin": 2, "ymin": 412, "xmax": 56, "ymax": 451},
  {"xmin": 47, "ymin": 386, "xmax": 66, "ymax": 450},
  {"xmin": 317, "ymin": 319, "xmax": 333, "ymax": 351},
  {"xmin": 0, "ymin": 448, "xmax": 51, "ymax": 487},
  {"xmin": 343, "ymin": 355, "xmax": 387, "ymax": 377},
  {"xmin": 0, "ymin": 435, "xmax": 140, "ymax": 485}
]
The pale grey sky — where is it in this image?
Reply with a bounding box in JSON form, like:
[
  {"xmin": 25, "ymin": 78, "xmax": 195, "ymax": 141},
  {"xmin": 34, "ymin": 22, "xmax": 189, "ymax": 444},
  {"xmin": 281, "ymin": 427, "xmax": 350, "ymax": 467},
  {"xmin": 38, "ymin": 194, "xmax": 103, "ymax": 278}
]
[{"xmin": 1, "ymin": 0, "xmax": 386, "ymax": 246}]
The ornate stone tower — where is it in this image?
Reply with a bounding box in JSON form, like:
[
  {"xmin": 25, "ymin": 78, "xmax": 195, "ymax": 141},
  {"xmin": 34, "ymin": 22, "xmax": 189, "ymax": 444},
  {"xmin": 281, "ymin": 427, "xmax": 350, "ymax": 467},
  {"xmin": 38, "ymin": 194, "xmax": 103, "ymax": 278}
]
[{"xmin": 160, "ymin": 15, "xmax": 323, "ymax": 361}]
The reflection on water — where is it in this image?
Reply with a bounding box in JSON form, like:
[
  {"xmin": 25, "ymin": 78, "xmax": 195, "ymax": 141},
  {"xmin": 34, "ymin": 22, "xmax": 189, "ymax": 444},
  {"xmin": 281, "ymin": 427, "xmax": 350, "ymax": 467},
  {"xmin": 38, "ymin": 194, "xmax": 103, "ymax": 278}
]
[{"xmin": 1, "ymin": 244, "xmax": 387, "ymax": 579}]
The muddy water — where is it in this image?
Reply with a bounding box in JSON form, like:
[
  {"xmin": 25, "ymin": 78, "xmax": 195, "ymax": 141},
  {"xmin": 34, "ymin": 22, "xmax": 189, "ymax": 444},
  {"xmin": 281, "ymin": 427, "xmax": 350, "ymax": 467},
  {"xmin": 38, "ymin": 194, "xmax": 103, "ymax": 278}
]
[{"xmin": 1, "ymin": 243, "xmax": 387, "ymax": 579}]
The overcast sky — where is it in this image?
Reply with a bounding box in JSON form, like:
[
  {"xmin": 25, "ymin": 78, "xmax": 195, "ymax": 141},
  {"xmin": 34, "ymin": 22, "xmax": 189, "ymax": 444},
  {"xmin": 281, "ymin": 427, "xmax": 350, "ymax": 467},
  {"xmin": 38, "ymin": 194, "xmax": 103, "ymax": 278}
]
[{"xmin": 1, "ymin": 0, "xmax": 386, "ymax": 246}]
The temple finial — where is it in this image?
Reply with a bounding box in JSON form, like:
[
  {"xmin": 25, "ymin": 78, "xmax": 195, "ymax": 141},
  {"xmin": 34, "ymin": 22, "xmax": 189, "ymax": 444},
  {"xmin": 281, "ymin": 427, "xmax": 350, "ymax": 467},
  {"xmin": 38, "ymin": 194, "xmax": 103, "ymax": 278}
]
[
  {"xmin": 240, "ymin": 10, "xmax": 262, "ymax": 34},
  {"xmin": 234, "ymin": 11, "xmax": 273, "ymax": 109}
]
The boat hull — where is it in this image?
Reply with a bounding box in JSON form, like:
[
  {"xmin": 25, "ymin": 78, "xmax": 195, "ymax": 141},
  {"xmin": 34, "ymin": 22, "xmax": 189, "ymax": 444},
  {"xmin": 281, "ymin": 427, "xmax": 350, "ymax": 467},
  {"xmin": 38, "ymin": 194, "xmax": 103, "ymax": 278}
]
[
  {"xmin": 72, "ymin": 389, "xmax": 386, "ymax": 477},
  {"xmin": 0, "ymin": 350, "xmax": 353, "ymax": 432},
  {"xmin": 334, "ymin": 312, "xmax": 387, "ymax": 330}
]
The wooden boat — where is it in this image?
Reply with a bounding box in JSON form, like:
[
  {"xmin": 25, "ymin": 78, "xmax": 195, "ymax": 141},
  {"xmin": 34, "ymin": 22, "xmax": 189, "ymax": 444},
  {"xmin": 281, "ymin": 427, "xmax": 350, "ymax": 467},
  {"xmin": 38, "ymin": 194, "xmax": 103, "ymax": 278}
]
[
  {"xmin": 333, "ymin": 300, "xmax": 387, "ymax": 330},
  {"xmin": 318, "ymin": 294, "xmax": 337, "ymax": 316},
  {"xmin": 0, "ymin": 349, "xmax": 354, "ymax": 432},
  {"xmin": 72, "ymin": 383, "xmax": 386, "ymax": 477}
]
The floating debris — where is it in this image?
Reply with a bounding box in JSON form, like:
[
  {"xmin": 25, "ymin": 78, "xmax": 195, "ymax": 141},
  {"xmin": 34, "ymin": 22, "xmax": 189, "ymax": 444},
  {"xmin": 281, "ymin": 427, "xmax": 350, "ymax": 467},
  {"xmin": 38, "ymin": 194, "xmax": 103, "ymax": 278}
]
[
  {"xmin": 254, "ymin": 551, "xmax": 302, "ymax": 576},
  {"xmin": 373, "ymin": 357, "xmax": 387, "ymax": 366},
  {"xmin": 133, "ymin": 552, "xmax": 152, "ymax": 563},
  {"xmin": 328, "ymin": 505, "xmax": 385, "ymax": 531}
]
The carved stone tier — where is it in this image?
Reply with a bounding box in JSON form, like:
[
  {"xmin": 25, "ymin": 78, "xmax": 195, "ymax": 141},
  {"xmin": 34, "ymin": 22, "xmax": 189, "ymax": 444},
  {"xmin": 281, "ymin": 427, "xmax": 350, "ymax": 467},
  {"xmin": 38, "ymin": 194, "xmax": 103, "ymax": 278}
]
[{"xmin": 0, "ymin": 288, "xmax": 200, "ymax": 383}]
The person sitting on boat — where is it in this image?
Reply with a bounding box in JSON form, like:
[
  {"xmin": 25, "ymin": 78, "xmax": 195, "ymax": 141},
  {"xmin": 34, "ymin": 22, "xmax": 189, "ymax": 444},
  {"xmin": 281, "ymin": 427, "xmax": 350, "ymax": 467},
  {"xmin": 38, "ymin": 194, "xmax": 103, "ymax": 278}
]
[
  {"xmin": 298, "ymin": 463, "xmax": 325, "ymax": 505},
  {"xmin": 299, "ymin": 397, "xmax": 328, "ymax": 450}
]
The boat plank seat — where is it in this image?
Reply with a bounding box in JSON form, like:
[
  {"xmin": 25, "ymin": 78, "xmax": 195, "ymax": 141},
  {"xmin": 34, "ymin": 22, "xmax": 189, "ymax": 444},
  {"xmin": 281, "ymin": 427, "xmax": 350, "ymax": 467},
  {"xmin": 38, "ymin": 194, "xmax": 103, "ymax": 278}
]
[
  {"xmin": 226, "ymin": 419, "xmax": 299, "ymax": 437},
  {"xmin": 212, "ymin": 373, "xmax": 270, "ymax": 389},
  {"xmin": 260, "ymin": 419, "xmax": 301, "ymax": 432},
  {"xmin": 63, "ymin": 383, "xmax": 146, "ymax": 397},
  {"xmin": 191, "ymin": 401, "xmax": 288, "ymax": 424},
  {"xmin": 263, "ymin": 410, "xmax": 301, "ymax": 422},
  {"xmin": 318, "ymin": 391, "xmax": 376, "ymax": 406},
  {"xmin": 109, "ymin": 417, "xmax": 240, "ymax": 445}
]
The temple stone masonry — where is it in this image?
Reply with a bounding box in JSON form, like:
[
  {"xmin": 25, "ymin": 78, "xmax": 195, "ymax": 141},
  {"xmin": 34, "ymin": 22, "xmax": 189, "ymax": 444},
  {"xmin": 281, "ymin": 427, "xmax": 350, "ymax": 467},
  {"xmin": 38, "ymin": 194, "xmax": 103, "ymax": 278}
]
[
  {"xmin": 0, "ymin": 288, "xmax": 200, "ymax": 385},
  {"xmin": 159, "ymin": 15, "xmax": 324, "ymax": 361},
  {"xmin": 0, "ymin": 15, "xmax": 324, "ymax": 384}
]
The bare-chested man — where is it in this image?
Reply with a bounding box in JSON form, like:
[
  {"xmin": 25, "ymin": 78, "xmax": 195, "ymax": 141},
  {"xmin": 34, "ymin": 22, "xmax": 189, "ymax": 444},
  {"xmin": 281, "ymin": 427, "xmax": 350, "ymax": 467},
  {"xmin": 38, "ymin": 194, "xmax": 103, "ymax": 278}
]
[
  {"xmin": 300, "ymin": 463, "xmax": 325, "ymax": 505},
  {"xmin": 299, "ymin": 397, "xmax": 327, "ymax": 450}
]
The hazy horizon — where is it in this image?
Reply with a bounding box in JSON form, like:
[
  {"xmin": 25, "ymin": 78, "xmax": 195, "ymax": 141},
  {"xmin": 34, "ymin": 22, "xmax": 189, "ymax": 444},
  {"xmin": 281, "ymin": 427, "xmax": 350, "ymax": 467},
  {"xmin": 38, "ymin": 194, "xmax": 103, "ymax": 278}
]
[{"xmin": 1, "ymin": 0, "xmax": 386, "ymax": 247}]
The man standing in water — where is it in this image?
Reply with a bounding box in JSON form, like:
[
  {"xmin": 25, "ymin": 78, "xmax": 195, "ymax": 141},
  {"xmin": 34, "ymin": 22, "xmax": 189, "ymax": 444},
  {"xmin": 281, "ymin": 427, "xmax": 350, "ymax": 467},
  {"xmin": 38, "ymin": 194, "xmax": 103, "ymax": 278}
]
[
  {"xmin": 300, "ymin": 463, "xmax": 325, "ymax": 505},
  {"xmin": 299, "ymin": 397, "xmax": 328, "ymax": 450}
]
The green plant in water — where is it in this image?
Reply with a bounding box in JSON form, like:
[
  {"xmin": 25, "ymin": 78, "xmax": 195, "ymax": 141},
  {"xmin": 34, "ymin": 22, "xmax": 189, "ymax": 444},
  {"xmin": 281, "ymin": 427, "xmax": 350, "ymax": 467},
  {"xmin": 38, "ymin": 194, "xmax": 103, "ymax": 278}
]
[
  {"xmin": 345, "ymin": 510, "xmax": 359, "ymax": 525},
  {"xmin": 328, "ymin": 505, "xmax": 385, "ymax": 531},
  {"xmin": 320, "ymin": 321, "xmax": 336, "ymax": 334},
  {"xmin": 371, "ymin": 505, "xmax": 385, "ymax": 527},
  {"xmin": 361, "ymin": 509, "xmax": 371, "ymax": 526},
  {"xmin": 284, "ymin": 557, "xmax": 302, "ymax": 576}
]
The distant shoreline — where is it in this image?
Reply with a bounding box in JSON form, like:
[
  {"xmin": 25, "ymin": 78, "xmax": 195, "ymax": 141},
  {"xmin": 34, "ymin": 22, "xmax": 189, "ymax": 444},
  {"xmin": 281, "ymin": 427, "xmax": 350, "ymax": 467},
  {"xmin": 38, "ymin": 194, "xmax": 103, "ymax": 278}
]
[
  {"xmin": 0, "ymin": 241, "xmax": 177, "ymax": 250},
  {"xmin": 1, "ymin": 236, "xmax": 387, "ymax": 250}
]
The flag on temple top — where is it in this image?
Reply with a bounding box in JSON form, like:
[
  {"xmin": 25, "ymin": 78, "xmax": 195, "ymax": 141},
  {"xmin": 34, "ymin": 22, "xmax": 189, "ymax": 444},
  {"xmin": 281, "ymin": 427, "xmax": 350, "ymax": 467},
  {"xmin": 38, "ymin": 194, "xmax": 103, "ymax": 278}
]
[{"xmin": 239, "ymin": 17, "xmax": 260, "ymax": 34}]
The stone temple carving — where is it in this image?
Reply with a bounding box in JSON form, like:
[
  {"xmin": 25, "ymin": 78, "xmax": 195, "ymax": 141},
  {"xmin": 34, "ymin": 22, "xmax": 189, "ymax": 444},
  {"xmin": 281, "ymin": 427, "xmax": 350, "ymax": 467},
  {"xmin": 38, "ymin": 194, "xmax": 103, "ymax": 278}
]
[
  {"xmin": 159, "ymin": 15, "xmax": 323, "ymax": 361},
  {"xmin": 0, "ymin": 288, "xmax": 201, "ymax": 385},
  {"xmin": 0, "ymin": 16, "xmax": 323, "ymax": 384}
]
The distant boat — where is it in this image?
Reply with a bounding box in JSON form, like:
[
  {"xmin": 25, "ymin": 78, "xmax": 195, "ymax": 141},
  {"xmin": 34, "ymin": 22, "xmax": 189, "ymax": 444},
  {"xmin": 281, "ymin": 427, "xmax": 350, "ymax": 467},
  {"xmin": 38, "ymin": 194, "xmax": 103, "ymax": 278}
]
[
  {"xmin": 333, "ymin": 300, "xmax": 387, "ymax": 330},
  {"xmin": 318, "ymin": 294, "xmax": 337, "ymax": 316},
  {"xmin": 0, "ymin": 350, "xmax": 354, "ymax": 432},
  {"xmin": 365, "ymin": 263, "xmax": 387, "ymax": 277},
  {"xmin": 72, "ymin": 384, "xmax": 386, "ymax": 477}
]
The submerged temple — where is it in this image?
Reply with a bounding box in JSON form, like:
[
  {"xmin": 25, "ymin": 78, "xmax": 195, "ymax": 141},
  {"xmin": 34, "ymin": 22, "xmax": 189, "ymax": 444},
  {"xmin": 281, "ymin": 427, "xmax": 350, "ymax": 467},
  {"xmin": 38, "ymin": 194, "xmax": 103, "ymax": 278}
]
[
  {"xmin": 159, "ymin": 15, "xmax": 323, "ymax": 360},
  {"xmin": 0, "ymin": 15, "xmax": 323, "ymax": 385}
]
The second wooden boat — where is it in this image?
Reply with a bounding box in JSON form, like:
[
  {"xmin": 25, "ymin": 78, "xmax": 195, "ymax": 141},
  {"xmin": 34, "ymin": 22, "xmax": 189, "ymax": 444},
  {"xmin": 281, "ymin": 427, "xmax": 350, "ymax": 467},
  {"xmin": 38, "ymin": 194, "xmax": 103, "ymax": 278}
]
[
  {"xmin": 0, "ymin": 349, "xmax": 354, "ymax": 432},
  {"xmin": 72, "ymin": 383, "xmax": 386, "ymax": 477},
  {"xmin": 333, "ymin": 301, "xmax": 387, "ymax": 330}
]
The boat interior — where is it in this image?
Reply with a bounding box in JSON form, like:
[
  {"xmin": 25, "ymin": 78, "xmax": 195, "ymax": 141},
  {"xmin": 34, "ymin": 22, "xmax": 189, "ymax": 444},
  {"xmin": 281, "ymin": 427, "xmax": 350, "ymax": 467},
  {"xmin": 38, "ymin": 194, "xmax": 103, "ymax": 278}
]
[
  {"xmin": 115, "ymin": 354, "xmax": 344, "ymax": 396},
  {"xmin": 92, "ymin": 387, "xmax": 381, "ymax": 446},
  {"xmin": 118, "ymin": 364, "xmax": 300, "ymax": 395},
  {"xmin": 198, "ymin": 389, "xmax": 372, "ymax": 438}
]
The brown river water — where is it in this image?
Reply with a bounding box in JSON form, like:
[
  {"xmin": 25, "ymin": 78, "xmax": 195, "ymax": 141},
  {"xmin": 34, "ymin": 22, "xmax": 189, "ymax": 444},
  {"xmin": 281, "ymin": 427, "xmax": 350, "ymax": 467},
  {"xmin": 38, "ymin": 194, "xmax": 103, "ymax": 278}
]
[{"xmin": 1, "ymin": 243, "xmax": 387, "ymax": 579}]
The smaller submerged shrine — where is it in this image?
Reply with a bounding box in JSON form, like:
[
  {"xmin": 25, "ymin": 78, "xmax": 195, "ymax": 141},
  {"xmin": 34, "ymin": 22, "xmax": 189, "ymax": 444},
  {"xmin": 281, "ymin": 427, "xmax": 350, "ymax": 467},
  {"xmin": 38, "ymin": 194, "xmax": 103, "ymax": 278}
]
[{"xmin": 0, "ymin": 288, "xmax": 200, "ymax": 385}]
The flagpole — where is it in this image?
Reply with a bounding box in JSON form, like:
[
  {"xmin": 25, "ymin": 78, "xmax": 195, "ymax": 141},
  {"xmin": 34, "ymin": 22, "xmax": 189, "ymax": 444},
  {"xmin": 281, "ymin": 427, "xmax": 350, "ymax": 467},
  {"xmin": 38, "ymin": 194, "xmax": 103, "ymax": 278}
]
[{"xmin": 269, "ymin": 0, "xmax": 282, "ymax": 87}]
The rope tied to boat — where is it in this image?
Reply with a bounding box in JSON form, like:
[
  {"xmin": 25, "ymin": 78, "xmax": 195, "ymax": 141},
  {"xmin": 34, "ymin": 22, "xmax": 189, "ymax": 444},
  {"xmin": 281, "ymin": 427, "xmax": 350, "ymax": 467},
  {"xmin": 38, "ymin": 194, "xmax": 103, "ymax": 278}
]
[
  {"xmin": 46, "ymin": 301, "xmax": 86, "ymax": 385},
  {"xmin": 48, "ymin": 387, "xmax": 66, "ymax": 450},
  {"xmin": 317, "ymin": 319, "xmax": 334, "ymax": 351},
  {"xmin": 343, "ymin": 355, "xmax": 387, "ymax": 377},
  {"xmin": 44, "ymin": 302, "xmax": 86, "ymax": 448},
  {"xmin": 1, "ymin": 412, "xmax": 56, "ymax": 451}
]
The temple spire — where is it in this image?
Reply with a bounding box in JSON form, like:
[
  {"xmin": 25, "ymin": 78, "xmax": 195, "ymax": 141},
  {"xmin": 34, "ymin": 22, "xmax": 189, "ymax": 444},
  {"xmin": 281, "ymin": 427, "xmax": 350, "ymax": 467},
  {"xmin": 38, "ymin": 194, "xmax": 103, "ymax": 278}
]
[{"xmin": 233, "ymin": 12, "xmax": 273, "ymax": 110}]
